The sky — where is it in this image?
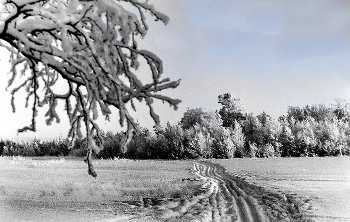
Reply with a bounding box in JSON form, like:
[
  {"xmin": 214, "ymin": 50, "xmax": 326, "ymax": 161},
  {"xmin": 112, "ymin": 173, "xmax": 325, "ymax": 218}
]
[{"xmin": 2, "ymin": 0, "xmax": 350, "ymax": 140}]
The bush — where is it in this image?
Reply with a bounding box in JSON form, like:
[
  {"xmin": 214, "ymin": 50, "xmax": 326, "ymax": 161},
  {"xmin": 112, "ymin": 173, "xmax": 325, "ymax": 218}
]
[
  {"xmin": 257, "ymin": 143, "xmax": 275, "ymax": 158},
  {"xmin": 186, "ymin": 128, "xmax": 213, "ymax": 158},
  {"xmin": 245, "ymin": 142, "xmax": 258, "ymax": 157},
  {"xmin": 160, "ymin": 123, "xmax": 187, "ymax": 159},
  {"xmin": 211, "ymin": 128, "xmax": 235, "ymax": 159},
  {"xmin": 21, "ymin": 143, "xmax": 36, "ymax": 156},
  {"xmin": 30, "ymin": 138, "xmax": 70, "ymax": 156},
  {"xmin": 149, "ymin": 133, "xmax": 169, "ymax": 159},
  {"xmin": 0, "ymin": 141, "xmax": 4, "ymax": 155},
  {"xmin": 97, "ymin": 132, "xmax": 123, "ymax": 159},
  {"xmin": 2, "ymin": 140, "xmax": 28, "ymax": 156},
  {"xmin": 126, "ymin": 129, "xmax": 154, "ymax": 159},
  {"xmin": 69, "ymin": 138, "xmax": 88, "ymax": 157}
]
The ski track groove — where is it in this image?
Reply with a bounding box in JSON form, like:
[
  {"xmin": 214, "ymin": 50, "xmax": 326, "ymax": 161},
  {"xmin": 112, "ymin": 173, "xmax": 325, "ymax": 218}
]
[{"xmin": 160, "ymin": 162, "xmax": 269, "ymax": 222}]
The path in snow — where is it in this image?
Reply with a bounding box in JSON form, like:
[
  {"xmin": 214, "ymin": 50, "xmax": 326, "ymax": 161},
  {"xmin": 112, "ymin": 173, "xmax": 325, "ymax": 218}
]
[{"xmin": 155, "ymin": 161, "xmax": 269, "ymax": 222}]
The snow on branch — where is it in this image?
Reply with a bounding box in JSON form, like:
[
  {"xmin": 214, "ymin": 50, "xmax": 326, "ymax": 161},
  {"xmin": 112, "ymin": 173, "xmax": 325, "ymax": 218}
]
[{"xmin": 0, "ymin": 0, "xmax": 181, "ymax": 177}]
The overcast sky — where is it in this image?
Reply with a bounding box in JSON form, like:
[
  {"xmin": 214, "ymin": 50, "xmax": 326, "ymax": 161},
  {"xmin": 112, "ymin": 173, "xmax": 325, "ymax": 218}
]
[{"xmin": 2, "ymin": 0, "xmax": 350, "ymax": 140}]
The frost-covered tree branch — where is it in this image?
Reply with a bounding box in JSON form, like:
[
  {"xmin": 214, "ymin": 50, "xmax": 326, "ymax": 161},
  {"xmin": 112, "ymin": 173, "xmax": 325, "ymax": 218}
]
[{"xmin": 0, "ymin": 0, "xmax": 181, "ymax": 177}]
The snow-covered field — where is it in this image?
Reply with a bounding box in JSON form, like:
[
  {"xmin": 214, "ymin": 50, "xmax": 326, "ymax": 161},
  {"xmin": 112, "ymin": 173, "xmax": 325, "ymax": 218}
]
[
  {"xmin": 0, "ymin": 157, "xmax": 198, "ymax": 221},
  {"xmin": 213, "ymin": 156, "xmax": 350, "ymax": 222},
  {"xmin": 1, "ymin": 156, "xmax": 348, "ymax": 221}
]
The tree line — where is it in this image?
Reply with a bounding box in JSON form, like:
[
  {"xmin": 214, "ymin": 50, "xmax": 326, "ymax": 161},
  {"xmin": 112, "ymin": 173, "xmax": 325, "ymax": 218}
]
[{"xmin": 2, "ymin": 93, "xmax": 350, "ymax": 159}]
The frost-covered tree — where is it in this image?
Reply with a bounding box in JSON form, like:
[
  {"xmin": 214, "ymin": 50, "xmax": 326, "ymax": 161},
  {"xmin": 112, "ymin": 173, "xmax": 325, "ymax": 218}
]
[
  {"xmin": 180, "ymin": 107, "xmax": 206, "ymax": 130},
  {"xmin": 218, "ymin": 93, "xmax": 246, "ymax": 128},
  {"xmin": 256, "ymin": 111, "xmax": 281, "ymax": 151},
  {"xmin": 230, "ymin": 120, "xmax": 245, "ymax": 157},
  {"xmin": 333, "ymin": 98, "xmax": 350, "ymax": 121},
  {"xmin": 0, "ymin": 0, "xmax": 180, "ymax": 177},
  {"xmin": 292, "ymin": 119, "xmax": 317, "ymax": 156},
  {"xmin": 278, "ymin": 122, "xmax": 294, "ymax": 157},
  {"xmin": 287, "ymin": 104, "xmax": 334, "ymax": 123},
  {"xmin": 243, "ymin": 113, "xmax": 263, "ymax": 148}
]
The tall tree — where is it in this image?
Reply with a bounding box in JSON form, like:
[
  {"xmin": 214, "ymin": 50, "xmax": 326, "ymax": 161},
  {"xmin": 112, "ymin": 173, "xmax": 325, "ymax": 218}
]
[
  {"xmin": 218, "ymin": 93, "xmax": 246, "ymax": 128},
  {"xmin": 0, "ymin": 0, "xmax": 180, "ymax": 177},
  {"xmin": 333, "ymin": 98, "xmax": 350, "ymax": 121},
  {"xmin": 257, "ymin": 111, "xmax": 281, "ymax": 148},
  {"xmin": 180, "ymin": 107, "xmax": 206, "ymax": 130},
  {"xmin": 278, "ymin": 122, "xmax": 294, "ymax": 157},
  {"xmin": 243, "ymin": 113, "xmax": 263, "ymax": 150}
]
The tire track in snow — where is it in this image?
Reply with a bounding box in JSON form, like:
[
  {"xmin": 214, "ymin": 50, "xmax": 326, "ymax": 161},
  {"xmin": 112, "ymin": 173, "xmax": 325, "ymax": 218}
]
[
  {"xmin": 193, "ymin": 162, "xmax": 269, "ymax": 222},
  {"xmin": 158, "ymin": 161, "xmax": 269, "ymax": 222}
]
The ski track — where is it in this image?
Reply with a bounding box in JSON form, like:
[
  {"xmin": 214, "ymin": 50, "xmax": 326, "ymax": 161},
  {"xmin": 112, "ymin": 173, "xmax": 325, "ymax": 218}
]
[{"xmin": 158, "ymin": 162, "xmax": 269, "ymax": 222}]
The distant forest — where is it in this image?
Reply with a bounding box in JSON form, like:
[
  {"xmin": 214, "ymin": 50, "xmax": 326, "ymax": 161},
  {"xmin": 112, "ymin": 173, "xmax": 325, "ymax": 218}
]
[{"xmin": 1, "ymin": 93, "xmax": 350, "ymax": 159}]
